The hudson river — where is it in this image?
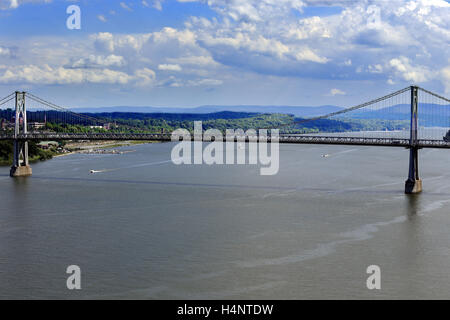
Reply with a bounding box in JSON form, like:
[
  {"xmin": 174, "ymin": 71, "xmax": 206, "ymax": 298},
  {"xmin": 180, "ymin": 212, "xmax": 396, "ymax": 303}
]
[{"xmin": 1, "ymin": 142, "xmax": 450, "ymax": 299}]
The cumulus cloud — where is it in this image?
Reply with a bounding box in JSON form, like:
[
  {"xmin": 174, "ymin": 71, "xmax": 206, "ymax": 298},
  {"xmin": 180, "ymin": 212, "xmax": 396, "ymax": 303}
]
[
  {"xmin": 158, "ymin": 64, "xmax": 182, "ymax": 71},
  {"xmin": 197, "ymin": 0, "xmax": 306, "ymax": 22},
  {"xmin": 2, "ymin": 0, "xmax": 450, "ymax": 96},
  {"xmin": 0, "ymin": 0, "xmax": 52, "ymax": 10},
  {"xmin": 135, "ymin": 67, "xmax": 156, "ymax": 86},
  {"xmin": 120, "ymin": 2, "xmax": 133, "ymax": 12},
  {"xmin": 0, "ymin": 46, "xmax": 11, "ymax": 57},
  {"xmin": 0, "ymin": 65, "xmax": 133, "ymax": 85},
  {"xmin": 151, "ymin": 27, "xmax": 196, "ymax": 46},
  {"xmin": 368, "ymin": 64, "xmax": 383, "ymax": 74},
  {"xmin": 286, "ymin": 16, "xmax": 331, "ymax": 40},
  {"xmin": 294, "ymin": 47, "xmax": 328, "ymax": 64},
  {"xmin": 389, "ymin": 56, "xmax": 433, "ymax": 83},
  {"xmin": 200, "ymin": 33, "xmax": 291, "ymax": 59},
  {"xmin": 166, "ymin": 55, "xmax": 219, "ymax": 67},
  {"xmin": 0, "ymin": 61, "xmax": 156, "ymax": 86},
  {"xmin": 69, "ymin": 55, "xmax": 126, "ymax": 69},
  {"xmin": 180, "ymin": 0, "xmax": 449, "ymax": 90},
  {"xmin": 93, "ymin": 32, "xmax": 115, "ymax": 53},
  {"xmin": 153, "ymin": 1, "xmax": 162, "ymax": 10},
  {"xmin": 187, "ymin": 78, "xmax": 223, "ymax": 86}
]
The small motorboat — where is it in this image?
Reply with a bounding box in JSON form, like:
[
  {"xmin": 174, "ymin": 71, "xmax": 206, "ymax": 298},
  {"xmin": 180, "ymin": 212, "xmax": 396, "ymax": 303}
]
[{"xmin": 322, "ymin": 154, "xmax": 330, "ymax": 158}]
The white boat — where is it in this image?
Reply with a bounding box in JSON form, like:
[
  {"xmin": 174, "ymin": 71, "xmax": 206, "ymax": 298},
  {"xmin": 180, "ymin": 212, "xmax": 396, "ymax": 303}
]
[{"xmin": 322, "ymin": 154, "xmax": 330, "ymax": 158}]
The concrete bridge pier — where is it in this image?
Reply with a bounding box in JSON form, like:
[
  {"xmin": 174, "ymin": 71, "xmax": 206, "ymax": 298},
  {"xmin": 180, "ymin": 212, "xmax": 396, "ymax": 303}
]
[
  {"xmin": 405, "ymin": 146, "xmax": 422, "ymax": 194},
  {"xmin": 405, "ymin": 86, "xmax": 421, "ymax": 194},
  {"xmin": 10, "ymin": 140, "xmax": 32, "ymax": 177},
  {"xmin": 10, "ymin": 91, "xmax": 32, "ymax": 177}
]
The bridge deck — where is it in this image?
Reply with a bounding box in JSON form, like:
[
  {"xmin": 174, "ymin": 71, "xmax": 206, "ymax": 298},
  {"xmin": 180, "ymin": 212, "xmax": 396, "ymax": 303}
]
[{"xmin": 1, "ymin": 133, "xmax": 450, "ymax": 148}]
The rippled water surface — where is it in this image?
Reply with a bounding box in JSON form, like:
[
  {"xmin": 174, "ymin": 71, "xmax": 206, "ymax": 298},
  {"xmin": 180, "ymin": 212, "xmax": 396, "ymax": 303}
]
[{"xmin": 1, "ymin": 142, "xmax": 450, "ymax": 299}]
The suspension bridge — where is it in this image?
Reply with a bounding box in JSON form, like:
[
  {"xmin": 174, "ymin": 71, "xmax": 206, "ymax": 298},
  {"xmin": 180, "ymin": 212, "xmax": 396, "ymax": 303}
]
[{"xmin": 0, "ymin": 86, "xmax": 449, "ymax": 194}]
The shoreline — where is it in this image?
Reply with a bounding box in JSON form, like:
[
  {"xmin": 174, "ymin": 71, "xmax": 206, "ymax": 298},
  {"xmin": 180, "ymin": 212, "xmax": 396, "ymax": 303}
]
[
  {"xmin": 57, "ymin": 140, "xmax": 160, "ymax": 158},
  {"xmin": 1, "ymin": 140, "xmax": 161, "ymax": 166}
]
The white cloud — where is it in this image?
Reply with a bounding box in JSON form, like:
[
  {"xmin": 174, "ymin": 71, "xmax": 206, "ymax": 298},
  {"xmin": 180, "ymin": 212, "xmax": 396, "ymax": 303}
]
[
  {"xmin": 0, "ymin": 63, "xmax": 157, "ymax": 87},
  {"xmin": 1, "ymin": 0, "xmax": 450, "ymax": 98},
  {"xmin": 387, "ymin": 78, "xmax": 395, "ymax": 85},
  {"xmin": 389, "ymin": 56, "xmax": 433, "ymax": 83},
  {"xmin": 0, "ymin": 65, "xmax": 133, "ymax": 85},
  {"xmin": 368, "ymin": 64, "xmax": 383, "ymax": 74},
  {"xmin": 117, "ymin": 34, "xmax": 147, "ymax": 51},
  {"xmin": 201, "ymin": 33, "xmax": 290, "ymax": 59},
  {"xmin": 180, "ymin": 0, "xmax": 449, "ymax": 87},
  {"xmin": 120, "ymin": 2, "xmax": 133, "ymax": 12},
  {"xmin": 70, "ymin": 55, "xmax": 126, "ymax": 69},
  {"xmin": 441, "ymin": 66, "xmax": 450, "ymax": 93},
  {"xmin": 153, "ymin": 1, "xmax": 162, "ymax": 10},
  {"xmin": 97, "ymin": 15, "xmax": 107, "ymax": 23},
  {"xmin": 151, "ymin": 27, "xmax": 196, "ymax": 46},
  {"xmin": 287, "ymin": 16, "xmax": 331, "ymax": 40},
  {"xmin": 0, "ymin": 0, "xmax": 52, "ymax": 10},
  {"xmin": 91, "ymin": 32, "xmax": 150, "ymax": 55},
  {"xmin": 158, "ymin": 64, "xmax": 182, "ymax": 71},
  {"xmin": 93, "ymin": 32, "xmax": 115, "ymax": 53},
  {"xmin": 294, "ymin": 47, "xmax": 328, "ymax": 64},
  {"xmin": 330, "ymin": 88, "xmax": 346, "ymax": 96},
  {"xmin": 187, "ymin": 78, "xmax": 223, "ymax": 86},
  {"xmin": 135, "ymin": 67, "xmax": 156, "ymax": 86},
  {"xmin": 166, "ymin": 55, "xmax": 219, "ymax": 67},
  {"xmin": 199, "ymin": 0, "xmax": 306, "ymax": 22}
]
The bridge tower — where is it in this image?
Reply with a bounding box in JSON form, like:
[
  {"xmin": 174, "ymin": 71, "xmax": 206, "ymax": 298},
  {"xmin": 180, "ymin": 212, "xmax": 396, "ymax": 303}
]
[
  {"xmin": 10, "ymin": 91, "xmax": 32, "ymax": 177},
  {"xmin": 405, "ymin": 86, "xmax": 421, "ymax": 194}
]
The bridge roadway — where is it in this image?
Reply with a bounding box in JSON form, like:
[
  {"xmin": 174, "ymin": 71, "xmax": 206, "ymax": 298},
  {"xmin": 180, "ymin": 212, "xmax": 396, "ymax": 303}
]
[{"xmin": 1, "ymin": 133, "xmax": 450, "ymax": 148}]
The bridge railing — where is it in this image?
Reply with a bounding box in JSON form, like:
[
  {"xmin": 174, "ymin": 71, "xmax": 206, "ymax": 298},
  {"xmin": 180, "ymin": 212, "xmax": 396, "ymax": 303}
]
[{"xmin": 1, "ymin": 132, "xmax": 450, "ymax": 148}]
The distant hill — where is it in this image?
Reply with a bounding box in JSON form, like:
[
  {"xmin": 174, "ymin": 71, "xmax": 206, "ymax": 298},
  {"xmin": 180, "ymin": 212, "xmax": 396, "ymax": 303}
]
[
  {"xmin": 73, "ymin": 105, "xmax": 344, "ymax": 118},
  {"xmin": 345, "ymin": 103, "xmax": 450, "ymax": 126},
  {"xmin": 89, "ymin": 111, "xmax": 259, "ymax": 121}
]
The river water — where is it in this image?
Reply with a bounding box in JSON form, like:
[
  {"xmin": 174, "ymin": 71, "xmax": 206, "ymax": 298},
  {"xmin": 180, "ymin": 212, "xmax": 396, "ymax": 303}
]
[{"xmin": 1, "ymin": 142, "xmax": 450, "ymax": 299}]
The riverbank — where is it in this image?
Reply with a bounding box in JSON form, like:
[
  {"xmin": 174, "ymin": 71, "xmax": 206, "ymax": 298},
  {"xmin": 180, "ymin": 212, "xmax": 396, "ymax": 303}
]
[
  {"xmin": 64, "ymin": 140, "xmax": 158, "ymax": 151},
  {"xmin": 0, "ymin": 140, "xmax": 160, "ymax": 166}
]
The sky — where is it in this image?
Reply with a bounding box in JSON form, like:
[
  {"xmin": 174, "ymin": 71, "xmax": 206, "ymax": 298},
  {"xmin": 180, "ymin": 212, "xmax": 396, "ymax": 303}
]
[{"xmin": 0, "ymin": 0, "xmax": 449, "ymax": 109}]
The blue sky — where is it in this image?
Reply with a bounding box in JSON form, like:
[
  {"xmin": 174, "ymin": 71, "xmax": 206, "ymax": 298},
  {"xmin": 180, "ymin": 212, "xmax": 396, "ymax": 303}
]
[{"xmin": 0, "ymin": 0, "xmax": 449, "ymax": 109}]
